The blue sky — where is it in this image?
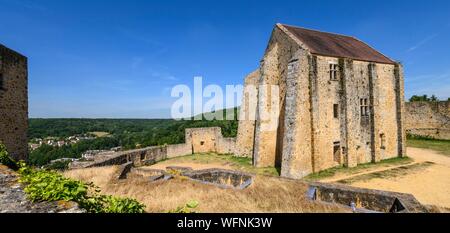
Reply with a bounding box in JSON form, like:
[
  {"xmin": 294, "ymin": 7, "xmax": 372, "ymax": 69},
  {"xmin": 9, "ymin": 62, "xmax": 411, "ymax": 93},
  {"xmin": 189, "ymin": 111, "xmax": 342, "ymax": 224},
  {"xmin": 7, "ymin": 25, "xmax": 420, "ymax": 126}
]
[{"xmin": 0, "ymin": 0, "xmax": 449, "ymax": 118}]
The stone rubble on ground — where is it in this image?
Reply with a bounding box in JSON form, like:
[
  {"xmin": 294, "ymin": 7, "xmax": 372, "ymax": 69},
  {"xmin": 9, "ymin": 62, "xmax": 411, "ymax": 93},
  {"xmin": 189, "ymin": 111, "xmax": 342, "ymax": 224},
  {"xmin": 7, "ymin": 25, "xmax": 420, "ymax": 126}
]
[{"xmin": 0, "ymin": 165, "xmax": 86, "ymax": 213}]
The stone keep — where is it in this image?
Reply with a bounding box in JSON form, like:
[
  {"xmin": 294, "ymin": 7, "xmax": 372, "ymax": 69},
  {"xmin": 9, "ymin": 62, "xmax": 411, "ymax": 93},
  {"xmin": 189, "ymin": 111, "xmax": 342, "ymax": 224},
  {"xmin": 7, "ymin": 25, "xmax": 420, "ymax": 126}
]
[
  {"xmin": 236, "ymin": 24, "xmax": 406, "ymax": 179},
  {"xmin": 0, "ymin": 44, "xmax": 28, "ymax": 161}
]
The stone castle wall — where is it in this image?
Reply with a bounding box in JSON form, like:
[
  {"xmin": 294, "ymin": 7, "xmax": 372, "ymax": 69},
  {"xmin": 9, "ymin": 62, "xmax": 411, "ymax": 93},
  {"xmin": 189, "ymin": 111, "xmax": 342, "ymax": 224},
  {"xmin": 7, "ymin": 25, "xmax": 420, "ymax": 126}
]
[
  {"xmin": 235, "ymin": 70, "xmax": 260, "ymax": 157},
  {"xmin": 0, "ymin": 44, "xmax": 28, "ymax": 161},
  {"xmin": 242, "ymin": 24, "xmax": 405, "ymax": 179},
  {"xmin": 71, "ymin": 127, "xmax": 236, "ymax": 169},
  {"xmin": 253, "ymin": 25, "xmax": 301, "ymax": 168},
  {"xmin": 405, "ymin": 101, "xmax": 450, "ymax": 140}
]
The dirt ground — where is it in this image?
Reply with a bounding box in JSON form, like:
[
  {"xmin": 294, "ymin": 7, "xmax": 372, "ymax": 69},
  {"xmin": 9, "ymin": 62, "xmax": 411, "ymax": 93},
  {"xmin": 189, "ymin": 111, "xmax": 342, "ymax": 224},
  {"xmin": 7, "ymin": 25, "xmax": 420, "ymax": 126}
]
[{"xmin": 325, "ymin": 147, "xmax": 450, "ymax": 209}]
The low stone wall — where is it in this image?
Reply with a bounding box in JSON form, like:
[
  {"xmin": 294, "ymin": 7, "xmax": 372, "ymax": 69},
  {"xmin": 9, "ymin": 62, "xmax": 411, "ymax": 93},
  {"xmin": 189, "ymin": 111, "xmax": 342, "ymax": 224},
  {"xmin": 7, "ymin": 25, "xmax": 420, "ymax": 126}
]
[
  {"xmin": 82, "ymin": 146, "xmax": 169, "ymax": 168},
  {"xmin": 308, "ymin": 182, "xmax": 428, "ymax": 213},
  {"xmin": 167, "ymin": 143, "xmax": 192, "ymax": 158},
  {"xmin": 405, "ymin": 101, "xmax": 450, "ymax": 139},
  {"xmin": 70, "ymin": 127, "xmax": 238, "ymax": 169},
  {"xmin": 217, "ymin": 137, "xmax": 236, "ymax": 154}
]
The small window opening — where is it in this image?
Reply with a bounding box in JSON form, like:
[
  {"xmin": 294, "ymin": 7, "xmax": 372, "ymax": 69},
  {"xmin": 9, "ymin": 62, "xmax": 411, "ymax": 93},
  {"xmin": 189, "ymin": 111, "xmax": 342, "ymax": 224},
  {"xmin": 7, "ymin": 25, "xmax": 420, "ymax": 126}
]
[
  {"xmin": 0, "ymin": 73, "xmax": 4, "ymax": 90},
  {"xmin": 200, "ymin": 141, "xmax": 205, "ymax": 146},
  {"xmin": 333, "ymin": 104, "xmax": 339, "ymax": 118},
  {"xmin": 380, "ymin": 134, "xmax": 386, "ymax": 150},
  {"xmin": 333, "ymin": 141, "xmax": 341, "ymax": 163},
  {"xmin": 329, "ymin": 64, "xmax": 339, "ymax": 81},
  {"xmin": 360, "ymin": 98, "xmax": 369, "ymax": 117}
]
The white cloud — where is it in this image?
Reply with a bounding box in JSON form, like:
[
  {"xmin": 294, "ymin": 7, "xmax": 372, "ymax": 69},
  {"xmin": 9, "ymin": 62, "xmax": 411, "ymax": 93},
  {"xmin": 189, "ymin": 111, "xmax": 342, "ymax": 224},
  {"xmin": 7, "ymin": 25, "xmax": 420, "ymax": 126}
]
[{"xmin": 407, "ymin": 33, "xmax": 439, "ymax": 52}]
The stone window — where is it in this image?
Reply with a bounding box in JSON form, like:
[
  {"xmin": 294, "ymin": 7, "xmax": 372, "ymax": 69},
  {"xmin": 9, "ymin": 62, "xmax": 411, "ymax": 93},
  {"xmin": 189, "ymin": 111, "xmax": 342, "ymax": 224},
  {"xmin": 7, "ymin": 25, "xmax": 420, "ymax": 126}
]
[
  {"xmin": 329, "ymin": 63, "xmax": 339, "ymax": 81},
  {"xmin": 333, "ymin": 104, "xmax": 339, "ymax": 118},
  {"xmin": 360, "ymin": 98, "xmax": 369, "ymax": 117},
  {"xmin": 333, "ymin": 141, "xmax": 341, "ymax": 163},
  {"xmin": 200, "ymin": 141, "xmax": 205, "ymax": 146},
  {"xmin": 0, "ymin": 73, "xmax": 4, "ymax": 90},
  {"xmin": 380, "ymin": 134, "xmax": 386, "ymax": 150}
]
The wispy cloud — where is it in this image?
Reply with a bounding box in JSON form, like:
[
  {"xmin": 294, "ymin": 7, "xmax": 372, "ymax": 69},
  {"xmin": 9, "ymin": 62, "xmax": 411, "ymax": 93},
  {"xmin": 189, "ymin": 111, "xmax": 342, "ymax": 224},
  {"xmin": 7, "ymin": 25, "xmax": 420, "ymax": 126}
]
[
  {"xmin": 406, "ymin": 71, "xmax": 450, "ymax": 99},
  {"xmin": 2, "ymin": 0, "xmax": 48, "ymax": 12},
  {"xmin": 407, "ymin": 33, "xmax": 439, "ymax": 52}
]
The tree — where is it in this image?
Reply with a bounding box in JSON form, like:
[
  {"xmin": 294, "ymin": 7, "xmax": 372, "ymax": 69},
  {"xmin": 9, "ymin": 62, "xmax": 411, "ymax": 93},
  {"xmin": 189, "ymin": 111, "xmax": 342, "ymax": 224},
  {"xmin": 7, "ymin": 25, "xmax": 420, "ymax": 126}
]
[
  {"xmin": 430, "ymin": 95, "xmax": 438, "ymax": 102},
  {"xmin": 409, "ymin": 95, "xmax": 429, "ymax": 102}
]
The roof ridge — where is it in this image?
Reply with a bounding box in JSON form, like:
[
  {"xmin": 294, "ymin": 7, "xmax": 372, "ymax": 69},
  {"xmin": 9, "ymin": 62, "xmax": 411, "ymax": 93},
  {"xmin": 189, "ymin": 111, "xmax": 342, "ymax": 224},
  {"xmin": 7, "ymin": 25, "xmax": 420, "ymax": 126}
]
[
  {"xmin": 278, "ymin": 23, "xmax": 396, "ymax": 64},
  {"xmin": 280, "ymin": 23, "xmax": 356, "ymax": 39}
]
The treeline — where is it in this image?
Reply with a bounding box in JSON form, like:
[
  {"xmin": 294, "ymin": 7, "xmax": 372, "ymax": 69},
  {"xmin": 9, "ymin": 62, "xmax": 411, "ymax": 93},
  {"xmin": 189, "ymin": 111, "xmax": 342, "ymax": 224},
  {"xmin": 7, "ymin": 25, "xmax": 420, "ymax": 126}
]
[
  {"xmin": 409, "ymin": 94, "xmax": 450, "ymax": 102},
  {"xmin": 29, "ymin": 108, "xmax": 239, "ymax": 166}
]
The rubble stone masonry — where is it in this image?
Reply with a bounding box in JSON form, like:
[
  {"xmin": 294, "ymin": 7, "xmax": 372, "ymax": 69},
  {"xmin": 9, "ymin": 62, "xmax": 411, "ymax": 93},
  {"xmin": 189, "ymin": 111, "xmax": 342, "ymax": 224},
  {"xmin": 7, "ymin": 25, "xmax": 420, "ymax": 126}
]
[
  {"xmin": 237, "ymin": 24, "xmax": 406, "ymax": 179},
  {"xmin": 0, "ymin": 44, "xmax": 28, "ymax": 161},
  {"xmin": 405, "ymin": 101, "xmax": 450, "ymax": 140}
]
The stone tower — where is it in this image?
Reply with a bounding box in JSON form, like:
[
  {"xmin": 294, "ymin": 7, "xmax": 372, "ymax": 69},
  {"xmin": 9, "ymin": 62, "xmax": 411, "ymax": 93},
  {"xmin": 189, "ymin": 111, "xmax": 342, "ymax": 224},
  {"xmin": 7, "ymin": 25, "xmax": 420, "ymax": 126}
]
[
  {"xmin": 0, "ymin": 44, "xmax": 28, "ymax": 161},
  {"xmin": 236, "ymin": 24, "xmax": 406, "ymax": 179}
]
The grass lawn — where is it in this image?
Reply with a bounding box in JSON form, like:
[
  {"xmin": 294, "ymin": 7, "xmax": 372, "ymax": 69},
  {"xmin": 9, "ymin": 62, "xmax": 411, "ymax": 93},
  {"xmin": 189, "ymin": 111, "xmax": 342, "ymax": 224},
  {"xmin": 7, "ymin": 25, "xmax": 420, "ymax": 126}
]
[
  {"xmin": 303, "ymin": 156, "xmax": 413, "ymax": 182},
  {"xmin": 407, "ymin": 138, "xmax": 450, "ymax": 156},
  {"xmin": 158, "ymin": 153, "xmax": 280, "ymax": 176}
]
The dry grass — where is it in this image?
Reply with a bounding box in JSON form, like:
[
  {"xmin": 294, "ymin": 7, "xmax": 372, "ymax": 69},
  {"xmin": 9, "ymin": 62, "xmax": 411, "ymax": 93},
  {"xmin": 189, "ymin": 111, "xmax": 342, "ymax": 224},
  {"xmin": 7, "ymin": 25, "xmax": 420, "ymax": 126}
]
[{"xmin": 63, "ymin": 166, "xmax": 349, "ymax": 213}]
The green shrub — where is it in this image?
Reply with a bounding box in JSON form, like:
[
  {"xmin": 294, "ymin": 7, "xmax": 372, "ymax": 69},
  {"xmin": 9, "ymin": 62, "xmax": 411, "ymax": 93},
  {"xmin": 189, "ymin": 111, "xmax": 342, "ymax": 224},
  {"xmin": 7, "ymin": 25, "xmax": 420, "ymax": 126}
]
[
  {"xmin": 18, "ymin": 163, "xmax": 145, "ymax": 213},
  {"xmin": 42, "ymin": 160, "xmax": 71, "ymax": 171},
  {"xmin": 168, "ymin": 200, "xmax": 199, "ymax": 213},
  {"xmin": 0, "ymin": 143, "xmax": 18, "ymax": 170},
  {"xmin": 19, "ymin": 167, "xmax": 87, "ymax": 202}
]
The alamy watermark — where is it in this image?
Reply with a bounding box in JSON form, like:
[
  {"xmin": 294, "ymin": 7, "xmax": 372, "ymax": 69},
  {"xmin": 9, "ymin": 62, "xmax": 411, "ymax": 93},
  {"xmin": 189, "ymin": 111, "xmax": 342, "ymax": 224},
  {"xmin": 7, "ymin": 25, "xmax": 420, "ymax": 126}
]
[{"xmin": 170, "ymin": 76, "xmax": 280, "ymax": 131}]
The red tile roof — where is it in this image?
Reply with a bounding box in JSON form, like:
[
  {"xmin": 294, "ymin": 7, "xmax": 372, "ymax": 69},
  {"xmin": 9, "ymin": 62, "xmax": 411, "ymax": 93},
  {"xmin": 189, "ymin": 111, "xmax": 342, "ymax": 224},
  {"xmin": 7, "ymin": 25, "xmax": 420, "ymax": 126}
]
[{"xmin": 281, "ymin": 24, "xmax": 396, "ymax": 64}]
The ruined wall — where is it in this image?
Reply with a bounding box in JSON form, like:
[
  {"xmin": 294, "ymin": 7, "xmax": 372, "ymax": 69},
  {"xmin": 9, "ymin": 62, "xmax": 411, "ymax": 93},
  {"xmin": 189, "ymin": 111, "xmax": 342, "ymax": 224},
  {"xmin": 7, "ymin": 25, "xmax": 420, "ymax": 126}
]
[
  {"xmin": 166, "ymin": 143, "xmax": 192, "ymax": 158},
  {"xmin": 217, "ymin": 137, "xmax": 236, "ymax": 154},
  {"xmin": 72, "ymin": 127, "xmax": 236, "ymax": 169},
  {"xmin": 405, "ymin": 101, "xmax": 450, "ymax": 140},
  {"xmin": 0, "ymin": 44, "xmax": 28, "ymax": 161},
  {"xmin": 83, "ymin": 145, "xmax": 168, "ymax": 168},
  {"xmin": 186, "ymin": 127, "xmax": 220, "ymax": 154},
  {"xmin": 253, "ymin": 24, "xmax": 301, "ymax": 168},
  {"xmin": 235, "ymin": 70, "xmax": 260, "ymax": 157},
  {"xmin": 185, "ymin": 127, "xmax": 236, "ymax": 154}
]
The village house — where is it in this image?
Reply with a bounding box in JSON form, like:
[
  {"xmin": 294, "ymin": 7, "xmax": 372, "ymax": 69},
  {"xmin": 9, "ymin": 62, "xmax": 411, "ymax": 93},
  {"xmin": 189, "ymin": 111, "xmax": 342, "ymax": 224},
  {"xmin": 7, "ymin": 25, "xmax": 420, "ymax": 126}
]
[{"xmin": 236, "ymin": 23, "xmax": 406, "ymax": 179}]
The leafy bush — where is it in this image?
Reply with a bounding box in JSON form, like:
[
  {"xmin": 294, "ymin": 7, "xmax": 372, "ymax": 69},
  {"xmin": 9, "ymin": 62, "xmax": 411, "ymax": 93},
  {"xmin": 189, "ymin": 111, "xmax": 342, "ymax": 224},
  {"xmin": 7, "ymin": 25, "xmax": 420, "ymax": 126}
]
[
  {"xmin": 42, "ymin": 160, "xmax": 71, "ymax": 171},
  {"xmin": 19, "ymin": 166, "xmax": 87, "ymax": 202},
  {"xmin": 18, "ymin": 163, "xmax": 145, "ymax": 213},
  {"xmin": 0, "ymin": 143, "xmax": 18, "ymax": 170},
  {"xmin": 168, "ymin": 200, "xmax": 199, "ymax": 213}
]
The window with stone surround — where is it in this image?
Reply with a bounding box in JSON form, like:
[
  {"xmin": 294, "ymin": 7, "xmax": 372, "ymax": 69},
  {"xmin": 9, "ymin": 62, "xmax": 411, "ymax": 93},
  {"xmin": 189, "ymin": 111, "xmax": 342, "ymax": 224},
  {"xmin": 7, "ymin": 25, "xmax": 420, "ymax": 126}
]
[
  {"xmin": 380, "ymin": 133, "xmax": 386, "ymax": 150},
  {"xmin": 333, "ymin": 104, "xmax": 339, "ymax": 118},
  {"xmin": 0, "ymin": 73, "xmax": 4, "ymax": 90},
  {"xmin": 360, "ymin": 98, "xmax": 369, "ymax": 117},
  {"xmin": 333, "ymin": 141, "xmax": 341, "ymax": 163},
  {"xmin": 329, "ymin": 63, "xmax": 339, "ymax": 81}
]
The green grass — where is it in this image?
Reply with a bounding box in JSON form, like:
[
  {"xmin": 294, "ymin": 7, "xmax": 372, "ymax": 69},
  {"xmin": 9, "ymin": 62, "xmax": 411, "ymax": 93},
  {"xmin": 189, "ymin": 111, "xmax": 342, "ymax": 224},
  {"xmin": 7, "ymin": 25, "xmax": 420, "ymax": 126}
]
[
  {"xmin": 159, "ymin": 153, "xmax": 280, "ymax": 176},
  {"xmin": 303, "ymin": 156, "xmax": 413, "ymax": 182},
  {"xmin": 337, "ymin": 161, "xmax": 435, "ymax": 184},
  {"xmin": 407, "ymin": 138, "xmax": 450, "ymax": 156}
]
